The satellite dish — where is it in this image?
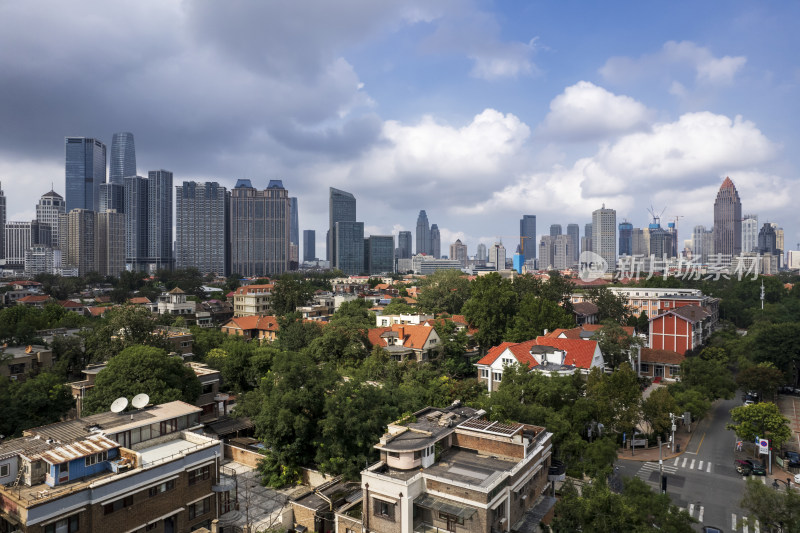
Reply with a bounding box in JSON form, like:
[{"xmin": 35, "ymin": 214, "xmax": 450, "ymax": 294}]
[
  {"xmin": 131, "ymin": 393, "xmax": 150, "ymax": 409},
  {"xmin": 110, "ymin": 397, "xmax": 128, "ymax": 413}
]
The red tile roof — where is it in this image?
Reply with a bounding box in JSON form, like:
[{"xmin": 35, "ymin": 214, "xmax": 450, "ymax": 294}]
[
  {"xmin": 640, "ymin": 348, "xmax": 685, "ymax": 365},
  {"xmin": 223, "ymin": 315, "xmax": 279, "ymax": 331},
  {"xmin": 59, "ymin": 300, "xmax": 84, "ymax": 308},
  {"xmin": 368, "ymin": 324, "xmax": 435, "ymax": 350},
  {"xmin": 127, "ymin": 297, "xmax": 152, "ymax": 305},
  {"xmin": 88, "ymin": 307, "xmax": 111, "ymax": 317},
  {"xmin": 476, "ymin": 342, "xmax": 517, "ymax": 366},
  {"xmin": 478, "ymin": 337, "xmax": 599, "ymax": 370},
  {"xmin": 18, "ymin": 294, "xmax": 51, "ymax": 303},
  {"xmin": 233, "ymin": 284, "xmax": 274, "ymax": 295}
]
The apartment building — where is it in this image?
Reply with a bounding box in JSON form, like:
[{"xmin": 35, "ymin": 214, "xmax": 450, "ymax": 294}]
[
  {"xmin": 0, "ymin": 345, "xmax": 54, "ymax": 382},
  {"xmin": 571, "ymin": 287, "xmax": 719, "ymax": 323},
  {"xmin": 329, "ymin": 403, "xmax": 554, "ymax": 533},
  {"xmin": 232, "ymin": 284, "xmax": 274, "ymax": 317},
  {"xmin": 0, "ymin": 401, "xmax": 222, "ymax": 533}
]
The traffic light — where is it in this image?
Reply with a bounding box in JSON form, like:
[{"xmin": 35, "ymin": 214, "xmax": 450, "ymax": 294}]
[{"xmin": 661, "ymin": 475, "xmax": 667, "ymax": 494}]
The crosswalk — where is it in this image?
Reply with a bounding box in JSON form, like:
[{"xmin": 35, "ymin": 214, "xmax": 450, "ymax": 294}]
[
  {"xmin": 671, "ymin": 456, "xmax": 713, "ymax": 472},
  {"xmin": 680, "ymin": 503, "xmax": 760, "ymax": 532}
]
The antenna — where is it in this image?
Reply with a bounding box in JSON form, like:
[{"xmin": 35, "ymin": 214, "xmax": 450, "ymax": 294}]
[
  {"xmin": 110, "ymin": 397, "xmax": 128, "ymax": 413},
  {"xmin": 131, "ymin": 393, "xmax": 150, "ymax": 409}
]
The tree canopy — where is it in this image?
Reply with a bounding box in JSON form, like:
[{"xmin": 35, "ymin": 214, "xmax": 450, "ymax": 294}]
[
  {"xmin": 727, "ymin": 402, "xmax": 792, "ymax": 449},
  {"xmin": 415, "ymin": 269, "xmax": 471, "ymax": 315}
]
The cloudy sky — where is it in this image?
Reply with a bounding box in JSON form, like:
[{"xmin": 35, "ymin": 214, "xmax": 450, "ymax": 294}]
[{"xmin": 1, "ymin": 1, "xmax": 798, "ymax": 257}]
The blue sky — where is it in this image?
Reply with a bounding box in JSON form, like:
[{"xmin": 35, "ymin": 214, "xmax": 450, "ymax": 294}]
[{"xmin": 0, "ymin": 0, "xmax": 797, "ymax": 257}]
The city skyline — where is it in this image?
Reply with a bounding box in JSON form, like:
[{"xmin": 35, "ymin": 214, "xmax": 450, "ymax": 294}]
[{"xmin": 0, "ymin": 2, "xmax": 799, "ymax": 256}]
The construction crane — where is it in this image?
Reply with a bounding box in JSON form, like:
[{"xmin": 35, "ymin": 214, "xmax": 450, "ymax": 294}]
[{"xmin": 647, "ymin": 205, "xmax": 667, "ymax": 226}]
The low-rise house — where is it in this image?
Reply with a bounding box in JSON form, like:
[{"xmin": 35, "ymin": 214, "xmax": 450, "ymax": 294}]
[
  {"xmin": 187, "ymin": 362, "xmax": 228, "ymax": 423},
  {"xmin": 368, "ymin": 324, "xmax": 441, "ymax": 362},
  {"xmin": 292, "ymin": 478, "xmax": 362, "ymax": 533},
  {"xmin": 159, "ymin": 327, "xmax": 195, "ymax": 355},
  {"xmin": 376, "ymin": 313, "xmax": 433, "ymax": 327},
  {"xmin": 15, "ymin": 294, "xmax": 53, "ymax": 309},
  {"xmin": 0, "ymin": 401, "xmax": 222, "ymax": 533},
  {"xmin": 127, "ymin": 296, "xmax": 157, "ymax": 312},
  {"xmin": 637, "ymin": 348, "xmax": 684, "ymax": 381},
  {"xmin": 0, "ymin": 345, "xmax": 54, "ymax": 382},
  {"xmin": 59, "ymin": 300, "xmax": 89, "ymax": 316},
  {"xmin": 477, "ymin": 337, "xmax": 604, "ymax": 392},
  {"xmin": 220, "ymin": 315, "xmax": 280, "ymax": 342},
  {"xmin": 334, "ymin": 403, "xmax": 555, "ymax": 533},
  {"xmin": 649, "ymin": 305, "xmax": 714, "ymax": 355},
  {"xmin": 572, "ymin": 301, "xmax": 599, "ymax": 325},
  {"xmin": 157, "ymin": 287, "xmax": 196, "ymax": 318}
]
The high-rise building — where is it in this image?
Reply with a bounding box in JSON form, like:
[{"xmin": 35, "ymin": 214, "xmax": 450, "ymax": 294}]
[
  {"xmin": 488, "ymin": 242, "xmax": 506, "ymax": 270},
  {"xmin": 328, "ymin": 188, "xmax": 356, "ymax": 264},
  {"xmin": 99, "ymin": 182, "xmax": 125, "ymax": 213},
  {"xmin": 65, "ymin": 137, "xmax": 106, "ymax": 213},
  {"xmin": 334, "ymin": 221, "xmax": 364, "ymax": 275},
  {"xmin": 290, "ymin": 197, "xmax": 299, "ymax": 249},
  {"xmin": 176, "ymin": 181, "xmax": 229, "ymax": 275},
  {"xmin": 631, "ymin": 228, "xmax": 648, "ymax": 256},
  {"xmin": 692, "ymin": 225, "xmax": 714, "ymax": 264},
  {"xmin": 0, "ymin": 182, "xmax": 5, "ymax": 261},
  {"xmin": 303, "ymin": 229, "xmax": 316, "ymax": 262},
  {"xmin": 538, "ymin": 236, "xmax": 554, "ymax": 270},
  {"xmin": 552, "ymin": 235, "xmax": 573, "ymax": 270},
  {"xmin": 24, "ymin": 244, "xmax": 58, "ymax": 276},
  {"xmin": 430, "ymin": 224, "xmax": 441, "ymax": 258},
  {"xmin": 416, "ymin": 210, "xmax": 431, "ymax": 255},
  {"xmin": 566, "ymin": 223, "xmax": 580, "ymax": 263},
  {"xmin": 96, "ymin": 210, "xmax": 125, "ymax": 276},
  {"xmin": 582, "ymin": 223, "xmax": 592, "ymax": 253},
  {"xmin": 741, "ymin": 214, "xmax": 758, "ymax": 254},
  {"xmin": 476, "ymin": 243, "xmax": 487, "ymax": 263},
  {"xmin": 592, "ymin": 206, "xmax": 616, "ymax": 272},
  {"xmin": 366, "ymin": 235, "xmax": 395, "ymax": 274},
  {"xmin": 549, "ymin": 224, "xmax": 562, "ymax": 237},
  {"xmin": 124, "ymin": 171, "xmax": 174, "ymax": 273},
  {"xmin": 4, "ymin": 221, "xmax": 33, "ymax": 268},
  {"xmin": 758, "ymin": 223, "xmax": 778, "ymax": 255},
  {"xmin": 230, "ymin": 179, "xmax": 291, "ymax": 277},
  {"xmin": 713, "ymin": 177, "xmax": 742, "ymax": 256},
  {"xmin": 109, "ymin": 132, "xmax": 136, "ymax": 185},
  {"xmin": 398, "ymin": 231, "xmax": 412, "ymax": 259},
  {"xmin": 618, "ymin": 222, "xmax": 633, "ymax": 256},
  {"xmin": 449, "ymin": 239, "xmax": 468, "ymax": 267},
  {"xmin": 66, "ymin": 209, "xmax": 96, "ymax": 276},
  {"xmin": 770, "ymin": 223, "xmax": 784, "ymax": 256},
  {"xmin": 648, "ymin": 227, "xmax": 673, "ymax": 259},
  {"xmin": 36, "ymin": 190, "xmax": 66, "ymax": 248},
  {"xmin": 520, "ymin": 215, "xmax": 536, "ymax": 259}
]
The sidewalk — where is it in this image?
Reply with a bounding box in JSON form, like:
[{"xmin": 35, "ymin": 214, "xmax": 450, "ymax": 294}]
[{"xmin": 616, "ymin": 407, "xmax": 712, "ymax": 462}]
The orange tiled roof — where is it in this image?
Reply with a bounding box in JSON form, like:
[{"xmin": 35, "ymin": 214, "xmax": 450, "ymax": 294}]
[
  {"xmin": 88, "ymin": 307, "xmax": 111, "ymax": 317},
  {"xmin": 581, "ymin": 324, "xmax": 636, "ymax": 336},
  {"xmin": 127, "ymin": 297, "xmax": 152, "ymax": 305},
  {"xmin": 368, "ymin": 324, "xmax": 435, "ymax": 350},
  {"xmin": 640, "ymin": 348, "xmax": 685, "ymax": 365},
  {"xmin": 478, "ymin": 337, "xmax": 599, "ymax": 370},
  {"xmin": 18, "ymin": 295, "xmax": 51, "ymax": 303},
  {"xmin": 476, "ymin": 342, "xmax": 518, "ymax": 366},
  {"xmin": 233, "ymin": 284, "xmax": 274, "ymax": 295},
  {"xmin": 223, "ymin": 315, "xmax": 279, "ymax": 331},
  {"xmin": 59, "ymin": 300, "xmax": 84, "ymax": 308}
]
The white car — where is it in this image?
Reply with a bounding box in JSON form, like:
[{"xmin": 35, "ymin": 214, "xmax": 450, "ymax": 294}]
[{"xmin": 795, "ymin": 472, "xmax": 800, "ymax": 484}]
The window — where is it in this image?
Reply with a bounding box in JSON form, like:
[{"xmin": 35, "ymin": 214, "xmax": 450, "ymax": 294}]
[
  {"xmin": 148, "ymin": 479, "xmax": 176, "ymax": 497},
  {"xmin": 671, "ymin": 366, "xmax": 680, "ymax": 376},
  {"xmin": 640, "ymin": 363, "xmax": 650, "ymax": 373},
  {"xmin": 374, "ymin": 499, "xmax": 394, "ymax": 521},
  {"xmin": 44, "ymin": 515, "xmax": 80, "ymax": 533},
  {"xmin": 0, "ymin": 464, "xmax": 9, "ymax": 477},
  {"xmin": 8, "ymin": 363, "xmax": 25, "ymax": 375},
  {"xmin": 480, "ymin": 368, "xmax": 489, "ymax": 378},
  {"xmin": 85, "ymin": 451, "xmax": 109, "ymax": 467},
  {"xmin": 387, "ymin": 451, "xmax": 399, "ymax": 458},
  {"xmin": 188, "ymin": 465, "xmax": 211, "ymax": 485},
  {"xmin": 188, "ymin": 496, "xmax": 213, "ymax": 520},
  {"xmin": 160, "ymin": 418, "xmax": 178, "ymax": 435},
  {"xmin": 493, "ymin": 372, "xmax": 502, "ymax": 382},
  {"xmin": 201, "ymin": 383, "xmax": 214, "ymax": 395},
  {"xmin": 103, "ymin": 495, "xmax": 133, "ymax": 515},
  {"xmin": 146, "ymin": 523, "xmax": 158, "ymax": 531}
]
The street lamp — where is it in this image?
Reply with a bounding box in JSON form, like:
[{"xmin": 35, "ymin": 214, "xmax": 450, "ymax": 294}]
[{"xmin": 657, "ymin": 436, "xmax": 671, "ymax": 494}]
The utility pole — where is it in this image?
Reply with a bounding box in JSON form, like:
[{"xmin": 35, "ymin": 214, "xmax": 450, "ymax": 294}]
[{"xmin": 658, "ymin": 435, "xmax": 665, "ymax": 494}]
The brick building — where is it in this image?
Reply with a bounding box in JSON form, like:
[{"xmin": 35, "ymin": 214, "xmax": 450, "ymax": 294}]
[
  {"xmin": 0, "ymin": 345, "xmax": 54, "ymax": 382},
  {"xmin": 648, "ymin": 305, "xmax": 713, "ymax": 355},
  {"xmin": 220, "ymin": 315, "xmax": 280, "ymax": 342}
]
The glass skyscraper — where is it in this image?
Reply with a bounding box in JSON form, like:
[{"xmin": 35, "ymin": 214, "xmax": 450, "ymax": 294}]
[
  {"xmin": 416, "ymin": 210, "xmax": 430, "ymax": 255},
  {"xmin": 303, "ymin": 229, "xmax": 316, "ymax": 262},
  {"xmin": 328, "ymin": 188, "xmax": 356, "ymax": 264},
  {"xmin": 334, "ymin": 221, "xmax": 364, "ymax": 275},
  {"xmin": 397, "ymin": 231, "xmax": 412, "ymax": 259},
  {"xmin": 520, "ymin": 215, "xmax": 536, "ymax": 259},
  {"xmin": 110, "ymin": 132, "xmax": 136, "ymax": 185},
  {"xmin": 65, "ymin": 137, "xmax": 106, "ymax": 213},
  {"xmin": 124, "ymin": 170, "xmax": 174, "ymax": 273},
  {"xmin": 367, "ymin": 235, "xmax": 395, "ymax": 274}
]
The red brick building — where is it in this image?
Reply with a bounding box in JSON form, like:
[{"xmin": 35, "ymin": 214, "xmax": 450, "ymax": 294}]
[{"xmin": 648, "ymin": 305, "xmax": 713, "ymax": 355}]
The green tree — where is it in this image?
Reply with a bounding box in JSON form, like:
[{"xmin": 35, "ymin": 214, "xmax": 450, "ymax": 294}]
[
  {"xmin": 740, "ymin": 477, "xmax": 800, "ymax": 533},
  {"xmin": 586, "ymin": 364, "xmax": 641, "ymax": 435},
  {"xmin": 462, "ymin": 273, "xmax": 518, "ymax": 352},
  {"xmin": 52, "ymin": 335, "xmax": 89, "ymax": 380},
  {"xmin": 736, "ymin": 362, "xmax": 785, "ymax": 402},
  {"xmin": 636, "ymin": 310, "xmax": 649, "ymax": 333},
  {"xmin": 415, "ymin": 269, "xmax": 471, "ymax": 315},
  {"xmin": 380, "ymin": 298, "xmax": 415, "ymax": 315},
  {"xmin": 591, "ymin": 320, "xmax": 641, "ymax": 370},
  {"xmin": 749, "ymin": 322, "xmax": 800, "ymax": 374},
  {"xmin": 275, "ymin": 313, "xmax": 323, "ymax": 352},
  {"xmin": 670, "ymin": 387, "xmax": 712, "ymax": 422},
  {"xmin": 679, "ymin": 357, "xmax": 736, "ymax": 401},
  {"xmin": 270, "ymin": 276, "xmax": 315, "ymax": 315},
  {"xmin": 727, "ymin": 402, "xmax": 792, "ymax": 450},
  {"xmin": 641, "ymin": 387, "xmax": 677, "ymax": 437},
  {"xmin": 10, "ymin": 373, "xmax": 75, "ymax": 433},
  {"xmin": 585, "ymin": 287, "xmax": 631, "ymax": 323},
  {"xmin": 82, "ymin": 345, "xmax": 201, "ymax": 415},
  {"xmin": 432, "ymin": 319, "xmax": 473, "ymax": 378},
  {"xmin": 505, "ymin": 295, "xmax": 575, "ymax": 342}
]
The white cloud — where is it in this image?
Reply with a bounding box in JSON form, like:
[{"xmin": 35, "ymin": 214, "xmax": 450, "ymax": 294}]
[{"xmin": 538, "ymin": 81, "xmax": 653, "ymax": 141}]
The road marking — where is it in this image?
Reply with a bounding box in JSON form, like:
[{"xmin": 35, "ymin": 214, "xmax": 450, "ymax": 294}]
[
  {"xmin": 743, "ymin": 521, "xmax": 749, "ymax": 533},
  {"xmin": 682, "ymin": 457, "xmax": 687, "ymax": 467},
  {"xmin": 706, "ymin": 462, "xmax": 712, "ymax": 473},
  {"xmin": 673, "ymin": 457, "xmax": 679, "ymax": 466},
  {"xmin": 698, "ymin": 505, "xmax": 704, "ymax": 522},
  {"xmin": 692, "ymin": 432, "xmax": 706, "ymax": 454},
  {"xmin": 732, "ymin": 513, "xmax": 737, "ymax": 531},
  {"xmin": 688, "ymin": 503, "xmax": 694, "ymax": 516},
  {"xmin": 690, "ymin": 459, "xmax": 696, "ymax": 469},
  {"xmin": 761, "ymin": 476, "xmax": 767, "ymax": 484},
  {"xmin": 698, "ymin": 460, "xmax": 704, "ymax": 470},
  {"xmin": 755, "ymin": 519, "xmax": 760, "ymax": 533}
]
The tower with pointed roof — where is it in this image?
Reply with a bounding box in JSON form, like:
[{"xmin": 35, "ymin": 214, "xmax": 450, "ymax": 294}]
[{"xmin": 713, "ymin": 177, "xmax": 742, "ymax": 256}]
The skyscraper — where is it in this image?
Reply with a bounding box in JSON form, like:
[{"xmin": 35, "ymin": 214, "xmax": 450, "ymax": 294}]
[
  {"xmin": 65, "ymin": 209, "xmax": 96, "ymax": 276},
  {"xmin": 0, "ymin": 182, "xmax": 5, "ymax": 261},
  {"xmin": 618, "ymin": 222, "xmax": 633, "ymax": 256},
  {"xmin": 549, "ymin": 224, "xmax": 562, "ymax": 237},
  {"xmin": 582, "ymin": 223, "xmax": 593, "ymax": 253},
  {"xmin": 592, "ymin": 206, "xmax": 616, "ymax": 272},
  {"xmin": 488, "ymin": 242, "xmax": 506, "ymax": 270},
  {"xmin": 692, "ymin": 225, "xmax": 714, "ymax": 263},
  {"xmin": 99, "ymin": 183, "xmax": 125, "ymax": 213},
  {"xmin": 230, "ymin": 179, "xmax": 291, "ymax": 277},
  {"xmin": 4, "ymin": 221, "xmax": 33, "ymax": 268},
  {"xmin": 741, "ymin": 214, "xmax": 758, "ymax": 254},
  {"xmin": 430, "ymin": 224, "xmax": 441, "ymax": 258},
  {"xmin": 176, "ymin": 181, "xmax": 230, "ymax": 275},
  {"xmin": 416, "ymin": 210, "xmax": 431, "ymax": 255},
  {"xmin": 334, "ymin": 221, "xmax": 364, "ymax": 275},
  {"xmin": 398, "ymin": 231, "xmax": 412, "ymax": 259},
  {"xmin": 520, "ymin": 215, "xmax": 536, "ymax": 259},
  {"xmin": 303, "ymin": 229, "xmax": 316, "ymax": 262},
  {"xmin": 290, "ymin": 197, "xmax": 299, "ymax": 249},
  {"xmin": 124, "ymin": 171, "xmax": 174, "ymax": 273},
  {"xmin": 713, "ymin": 177, "xmax": 742, "ymax": 256},
  {"xmin": 36, "ymin": 190, "xmax": 66, "ymax": 249},
  {"xmin": 552, "ymin": 235, "xmax": 573, "ymax": 270},
  {"xmin": 328, "ymin": 188, "xmax": 356, "ymax": 264},
  {"xmin": 476, "ymin": 243, "xmax": 487, "ymax": 263},
  {"xmin": 366, "ymin": 235, "xmax": 395, "ymax": 274},
  {"xmin": 65, "ymin": 137, "xmax": 106, "ymax": 213},
  {"xmin": 758, "ymin": 223, "xmax": 778, "ymax": 255},
  {"xmin": 96, "ymin": 210, "xmax": 125, "ymax": 277},
  {"xmin": 538, "ymin": 237, "xmax": 554, "ymax": 270},
  {"xmin": 450, "ymin": 239, "xmax": 468, "ymax": 267},
  {"xmin": 109, "ymin": 132, "xmax": 136, "ymax": 185},
  {"xmin": 566, "ymin": 223, "xmax": 580, "ymax": 263}
]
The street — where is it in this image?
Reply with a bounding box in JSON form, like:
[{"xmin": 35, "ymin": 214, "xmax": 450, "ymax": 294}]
[{"xmin": 616, "ymin": 396, "xmax": 765, "ymax": 532}]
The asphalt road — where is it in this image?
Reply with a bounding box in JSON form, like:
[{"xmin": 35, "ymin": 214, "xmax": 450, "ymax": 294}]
[{"xmin": 616, "ymin": 396, "xmax": 767, "ymax": 532}]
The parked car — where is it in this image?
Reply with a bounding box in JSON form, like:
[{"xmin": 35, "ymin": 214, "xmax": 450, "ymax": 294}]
[
  {"xmin": 702, "ymin": 527, "xmax": 723, "ymax": 533},
  {"xmin": 735, "ymin": 459, "xmax": 752, "ymax": 475},
  {"xmin": 795, "ymin": 472, "xmax": 800, "ymax": 484},
  {"xmin": 749, "ymin": 460, "xmax": 766, "ymax": 476},
  {"xmin": 785, "ymin": 451, "xmax": 800, "ymax": 467}
]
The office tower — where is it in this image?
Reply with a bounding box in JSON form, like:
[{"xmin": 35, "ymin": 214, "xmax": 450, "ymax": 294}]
[
  {"xmin": 124, "ymin": 171, "xmax": 174, "ymax": 273},
  {"xmin": 0, "ymin": 182, "xmax": 4, "ymax": 260},
  {"xmin": 582, "ymin": 223, "xmax": 593, "ymax": 253},
  {"xmin": 96, "ymin": 210, "xmax": 125, "ymax": 276},
  {"xmin": 65, "ymin": 137, "xmax": 106, "ymax": 212},
  {"xmin": 290, "ymin": 197, "xmax": 299, "ymax": 249},
  {"xmin": 303, "ymin": 229, "xmax": 316, "ymax": 262},
  {"xmin": 398, "ymin": 231, "xmax": 412, "ymax": 259},
  {"xmin": 692, "ymin": 225, "xmax": 714, "ymax": 263},
  {"xmin": 476, "ymin": 243, "xmax": 487, "ymax": 263},
  {"xmin": 567, "ymin": 223, "xmax": 580, "ymax": 263},
  {"xmin": 5, "ymin": 221, "xmax": 33, "ymax": 268},
  {"xmin": 538, "ymin": 236, "xmax": 555, "ymax": 270},
  {"xmin": 770, "ymin": 223, "xmax": 784, "ymax": 255},
  {"xmin": 36, "ymin": 190, "xmax": 66, "ymax": 248},
  {"xmin": 758, "ymin": 223, "xmax": 778, "ymax": 255},
  {"xmin": 66, "ymin": 209, "xmax": 96, "ymax": 276},
  {"xmin": 99, "ymin": 183, "xmax": 125, "ymax": 213},
  {"xmin": 552, "ymin": 235, "xmax": 573, "ymax": 270},
  {"xmin": 124, "ymin": 175, "xmax": 148, "ymax": 271},
  {"xmin": 618, "ymin": 222, "xmax": 633, "ymax": 256},
  {"xmin": 176, "ymin": 181, "xmax": 229, "ymax": 275},
  {"xmin": 741, "ymin": 214, "xmax": 758, "ymax": 254},
  {"xmin": 24, "ymin": 245, "xmax": 58, "ymax": 276},
  {"xmin": 713, "ymin": 177, "xmax": 742, "ymax": 256},
  {"xmin": 109, "ymin": 132, "xmax": 136, "ymax": 185},
  {"xmin": 549, "ymin": 224, "xmax": 562, "ymax": 237},
  {"xmin": 488, "ymin": 242, "xmax": 506, "ymax": 270},
  {"xmin": 592, "ymin": 206, "xmax": 616, "ymax": 272},
  {"xmin": 328, "ymin": 188, "xmax": 356, "ymax": 264},
  {"xmin": 520, "ymin": 215, "xmax": 536, "ymax": 259},
  {"xmin": 367, "ymin": 235, "xmax": 395, "ymax": 274},
  {"xmin": 648, "ymin": 227, "xmax": 673, "ymax": 259},
  {"xmin": 334, "ymin": 221, "xmax": 364, "ymax": 275},
  {"xmin": 430, "ymin": 224, "xmax": 441, "ymax": 258},
  {"xmin": 230, "ymin": 179, "xmax": 291, "ymax": 277},
  {"xmin": 631, "ymin": 228, "xmax": 648, "ymax": 256},
  {"xmin": 450, "ymin": 239, "xmax": 468, "ymax": 267},
  {"xmin": 416, "ymin": 210, "xmax": 431, "ymax": 255}
]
